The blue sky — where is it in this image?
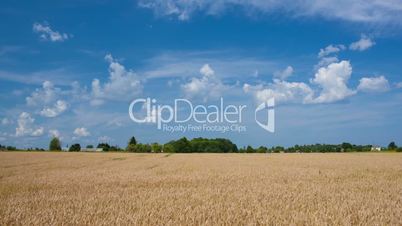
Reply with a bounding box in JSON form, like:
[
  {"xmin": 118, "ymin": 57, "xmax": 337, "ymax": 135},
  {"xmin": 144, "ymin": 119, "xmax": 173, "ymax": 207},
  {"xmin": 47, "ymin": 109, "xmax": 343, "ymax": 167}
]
[{"xmin": 1, "ymin": 0, "xmax": 402, "ymax": 149}]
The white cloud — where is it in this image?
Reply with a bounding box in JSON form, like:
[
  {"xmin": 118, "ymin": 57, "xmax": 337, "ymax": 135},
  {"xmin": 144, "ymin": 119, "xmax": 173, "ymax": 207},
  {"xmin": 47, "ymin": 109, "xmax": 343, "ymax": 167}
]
[
  {"xmin": 74, "ymin": 127, "xmax": 90, "ymax": 137},
  {"xmin": 200, "ymin": 63, "xmax": 215, "ymax": 77},
  {"xmin": 357, "ymin": 76, "xmax": 390, "ymax": 92},
  {"xmin": 244, "ymin": 61, "xmax": 356, "ymax": 104},
  {"xmin": 273, "ymin": 66, "xmax": 293, "ymax": 80},
  {"xmin": 318, "ymin": 45, "xmax": 345, "ymax": 58},
  {"xmin": 71, "ymin": 81, "xmax": 90, "ymax": 101},
  {"xmin": 31, "ymin": 127, "xmax": 44, "ymax": 137},
  {"xmin": 33, "ymin": 22, "xmax": 71, "ymax": 42},
  {"xmin": 309, "ymin": 61, "xmax": 356, "ymax": 104},
  {"xmin": 26, "ymin": 81, "xmax": 68, "ymax": 117},
  {"xmin": 350, "ymin": 35, "xmax": 375, "ymax": 51},
  {"xmin": 49, "ymin": 129, "xmax": 61, "ymax": 138},
  {"xmin": 244, "ymin": 80, "xmax": 314, "ymax": 104},
  {"xmin": 26, "ymin": 81, "xmax": 59, "ymax": 106},
  {"xmin": 315, "ymin": 45, "xmax": 345, "ymax": 69},
  {"xmin": 40, "ymin": 100, "xmax": 68, "ymax": 117},
  {"xmin": 316, "ymin": 56, "xmax": 340, "ymax": 69},
  {"xmin": 91, "ymin": 54, "xmax": 142, "ymax": 105},
  {"xmin": 15, "ymin": 112, "xmax": 44, "ymax": 137},
  {"xmin": 396, "ymin": 82, "xmax": 402, "ymax": 88},
  {"xmin": 138, "ymin": 0, "xmax": 402, "ymax": 23},
  {"xmin": 182, "ymin": 64, "xmax": 228, "ymax": 101},
  {"xmin": 140, "ymin": 51, "xmax": 278, "ymax": 81}
]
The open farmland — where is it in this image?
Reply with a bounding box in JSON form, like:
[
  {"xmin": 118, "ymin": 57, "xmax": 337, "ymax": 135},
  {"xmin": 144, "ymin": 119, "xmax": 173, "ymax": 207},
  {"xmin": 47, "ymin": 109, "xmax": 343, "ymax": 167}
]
[{"xmin": 1, "ymin": 152, "xmax": 402, "ymax": 225}]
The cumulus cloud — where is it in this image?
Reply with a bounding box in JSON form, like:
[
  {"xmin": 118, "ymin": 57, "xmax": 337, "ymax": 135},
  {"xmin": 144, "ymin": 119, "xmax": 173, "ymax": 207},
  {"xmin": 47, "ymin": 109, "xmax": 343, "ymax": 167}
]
[
  {"xmin": 74, "ymin": 127, "xmax": 90, "ymax": 137},
  {"xmin": 26, "ymin": 81, "xmax": 68, "ymax": 117},
  {"xmin": 182, "ymin": 64, "xmax": 228, "ymax": 101},
  {"xmin": 309, "ymin": 61, "xmax": 356, "ymax": 103},
  {"xmin": 273, "ymin": 66, "xmax": 293, "ymax": 80},
  {"xmin": 244, "ymin": 80, "xmax": 314, "ymax": 104},
  {"xmin": 318, "ymin": 45, "xmax": 346, "ymax": 58},
  {"xmin": 31, "ymin": 127, "xmax": 45, "ymax": 137},
  {"xmin": 357, "ymin": 76, "xmax": 390, "ymax": 92},
  {"xmin": 91, "ymin": 54, "xmax": 142, "ymax": 105},
  {"xmin": 71, "ymin": 81, "xmax": 90, "ymax": 101},
  {"xmin": 26, "ymin": 81, "xmax": 59, "ymax": 106},
  {"xmin": 349, "ymin": 35, "xmax": 375, "ymax": 51},
  {"xmin": 316, "ymin": 56, "xmax": 340, "ymax": 69},
  {"xmin": 33, "ymin": 22, "xmax": 71, "ymax": 42},
  {"xmin": 138, "ymin": 0, "xmax": 402, "ymax": 23},
  {"xmin": 315, "ymin": 44, "xmax": 346, "ymax": 69},
  {"xmin": 15, "ymin": 112, "xmax": 44, "ymax": 137},
  {"xmin": 40, "ymin": 100, "xmax": 68, "ymax": 117},
  {"xmin": 244, "ymin": 61, "xmax": 356, "ymax": 104}
]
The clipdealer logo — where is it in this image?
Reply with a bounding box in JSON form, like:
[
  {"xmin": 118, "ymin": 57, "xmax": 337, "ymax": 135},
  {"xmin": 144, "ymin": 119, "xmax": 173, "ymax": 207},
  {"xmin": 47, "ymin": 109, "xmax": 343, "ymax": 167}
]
[
  {"xmin": 128, "ymin": 97, "xmax": 275, "ymax": 133},
  {"xmin": 254, "ymin": 98, "xmax": 275, "ymax": 133}
]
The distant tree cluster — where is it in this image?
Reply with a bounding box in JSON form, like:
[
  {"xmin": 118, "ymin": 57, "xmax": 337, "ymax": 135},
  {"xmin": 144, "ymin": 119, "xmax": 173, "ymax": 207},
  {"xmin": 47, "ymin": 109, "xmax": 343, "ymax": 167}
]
[
  {"xmin": 0, "ymin": 144, "xmax": 17, "ymax": 151},
  {"xmin": 97, "ymin": 143, "xmax": 123, "ymax": 152},
  {"xmin": 97, "ymin": 143, "xmax": 110, "ymax": 151},
  {"xmin": 163, "ymin": 137, "xmax": 238, "ymax": 153},
  {"xmin": 388, "ymin": 142, "xmax": 397, "ymax": 150},
  {"xmin": 388, "ymin": 141, "xmax": 402, "ymax": 152},
  {"xmin": 69, "ymin": 143, "xmax": 81, "ymax": 152},
  {"xmin": 126, "ymin": 136, "xmax": 162, "ymax": 153},
  {"xmin": 239, "ymin": 143, "xmax": 373, "ymax": 153},
  {"xmin": 1, "ymin": 137, "xmax": 402, "ymax": 153},
  {"xmin": 124, "ymin": 136, "xmax": 238, "ymax": 153},
  {"xmin": 239, "ymin": 145, "xmax": 275, "ymax": 153},
  {"xmin": 286, "ymin": 143, "xmax": 373, "ymax": 153},
  {"xmin": 26, "ymin": 148, "xmax": 45, "ymax": 151},
  {"xmin": 238, "ymin": 142, "xmax": 402, "ymax": 153}
]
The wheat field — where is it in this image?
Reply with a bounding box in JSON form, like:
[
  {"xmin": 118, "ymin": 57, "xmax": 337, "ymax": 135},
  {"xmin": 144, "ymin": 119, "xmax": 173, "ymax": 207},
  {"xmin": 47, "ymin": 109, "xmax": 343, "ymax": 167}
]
[{"xmin": 0, "ymin": 152, "xmax": 401, "ymax": 225}]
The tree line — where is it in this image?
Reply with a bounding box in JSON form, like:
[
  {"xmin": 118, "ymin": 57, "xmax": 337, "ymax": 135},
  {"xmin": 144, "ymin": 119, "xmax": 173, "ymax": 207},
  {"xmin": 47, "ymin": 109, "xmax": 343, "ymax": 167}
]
[{"xmin": 1, "ymin": 138, "xmax": 402, "ymax": 153}]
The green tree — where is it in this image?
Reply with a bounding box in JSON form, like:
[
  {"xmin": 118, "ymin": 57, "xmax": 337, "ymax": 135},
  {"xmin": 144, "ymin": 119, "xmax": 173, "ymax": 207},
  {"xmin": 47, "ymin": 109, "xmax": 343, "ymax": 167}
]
[
  {"xmin": 127, "ymin": 143, "xmax": 151, "ymax": 153},
  {"xmin": 109, "ymin": 145, "xmax": 122, "ymax": 152},
  {"xmin": 128, "ymin": 136, "xmax": 137, "ymax": 146},
  {"xmin": 151, "ymin": 143, "xmax": 162, "ymax": 153},
  {"xmin": 126, "ymin": 144, "xmax": 135, "ymax": 152},
  {"xmin": 165, "ymin": 137, "xmax": 191, "ymax": 153},
  {"xmin": 257, "ymin": 146, "xmax": 268, "ymax": 153},
  {"xmin": 163, "ymin": 144, "xmax": 175, "ymax": 153},
  {"xmin": 97, "ymin": 143, "xmax": 110, "ymax": 151},
  {"xmin": 246, "ymin": 145, "xmax": 255, "ymax": 153},
  {"xmin": 86, "ymin": 145, "xmax": 94, "ymax": 149},
  {"xmin": 388, "ymin": 141, "xmax": 397, "ymax": 150},
  {"xmin": 272, "ymin": 146, "xmax": 285, "ymax": 153},
  {"xmin": 69, "ymin": 143, "xmax": 81, "ymax": 152},
  {"xmin": 49, "ymin": 137, "xmax": 61, "ymax": 151},
  {"xmin": 7, "ymin": 146, "xmax": 17, "ymax": 151},
  {"xmin": 341, "ymin": 142, "xmax": 353, "ymax": 151}
]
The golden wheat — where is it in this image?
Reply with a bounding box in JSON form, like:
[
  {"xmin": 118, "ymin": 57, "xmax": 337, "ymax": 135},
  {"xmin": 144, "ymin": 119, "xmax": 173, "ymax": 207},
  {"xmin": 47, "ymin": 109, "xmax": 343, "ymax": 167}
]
[{"xmin": 0, "ymin": 152, "xmax": 401, "ymax": 225}]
